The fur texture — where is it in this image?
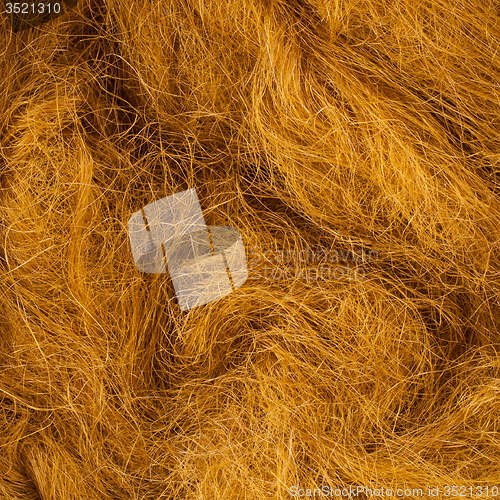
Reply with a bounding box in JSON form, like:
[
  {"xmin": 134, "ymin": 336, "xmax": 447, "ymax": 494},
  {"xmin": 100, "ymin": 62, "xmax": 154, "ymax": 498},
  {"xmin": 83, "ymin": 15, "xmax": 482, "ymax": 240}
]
[{"xmin": 1, "ymin": 0, "xmax": 500, "ymax": 498}]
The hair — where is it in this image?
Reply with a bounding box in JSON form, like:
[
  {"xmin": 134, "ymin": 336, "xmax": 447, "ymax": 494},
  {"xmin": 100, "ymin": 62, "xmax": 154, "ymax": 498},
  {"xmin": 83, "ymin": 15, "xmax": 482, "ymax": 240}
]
[{"xmin": 1, "ymin": 0, "xmax": 500, "ymax": 498}]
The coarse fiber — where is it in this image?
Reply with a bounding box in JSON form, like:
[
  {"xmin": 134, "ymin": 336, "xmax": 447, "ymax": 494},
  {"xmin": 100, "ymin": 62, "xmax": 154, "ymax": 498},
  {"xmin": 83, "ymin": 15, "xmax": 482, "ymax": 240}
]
[{"xmin": 1, "ymin": 0, "xmax": 500, "ymax": 498}]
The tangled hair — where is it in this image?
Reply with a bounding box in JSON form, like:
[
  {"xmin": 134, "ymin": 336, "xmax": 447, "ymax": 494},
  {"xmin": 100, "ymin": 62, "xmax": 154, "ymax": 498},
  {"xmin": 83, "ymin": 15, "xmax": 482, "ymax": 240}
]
[{"xmin": 1, "ymin": 0, "xmax": 500, "ymax": 498}]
